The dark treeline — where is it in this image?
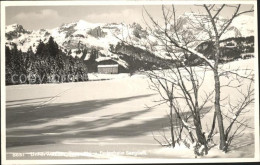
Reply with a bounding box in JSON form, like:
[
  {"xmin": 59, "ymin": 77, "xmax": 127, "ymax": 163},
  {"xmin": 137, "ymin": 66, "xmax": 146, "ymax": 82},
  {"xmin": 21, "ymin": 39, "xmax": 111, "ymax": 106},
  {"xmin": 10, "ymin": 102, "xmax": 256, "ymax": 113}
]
[
  {"xmin": 184, "ymin": 36, "xmax": 254, "ymax": 66},
  {"xmin": 6, "ymin": 36, "xmax": 88, "ymax": 85},
  {"xmin": 109, "ymin": 42, "xmax": 177, "ymax": 74}
]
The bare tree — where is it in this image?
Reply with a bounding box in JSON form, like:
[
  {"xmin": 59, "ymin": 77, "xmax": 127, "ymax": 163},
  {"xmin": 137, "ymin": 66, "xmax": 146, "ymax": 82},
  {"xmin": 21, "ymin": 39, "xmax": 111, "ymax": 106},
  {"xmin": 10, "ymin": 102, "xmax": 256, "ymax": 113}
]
[
  {"xmin": 140, "ymin": 4, "xmax": 254, "ymax": 152},
  {"xmin": 146, "ymin": 60, "xmax": 214, "ymax": 155},
  {"xmin": 111, "ymin": 4, "xmax": 254, "ymax": 155},
  {"xmin": 218, "ymin": 66, "xmax": 255, "ymax": 152},
  {"xmin": 202, "ymin": 4, "xmax": 254, "ymax": 151}
]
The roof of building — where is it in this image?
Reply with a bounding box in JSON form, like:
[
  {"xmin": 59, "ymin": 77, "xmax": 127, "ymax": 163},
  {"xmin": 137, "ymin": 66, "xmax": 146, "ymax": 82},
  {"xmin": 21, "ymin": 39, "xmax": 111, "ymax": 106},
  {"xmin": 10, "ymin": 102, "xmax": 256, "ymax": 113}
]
[{"xmin": 97, "ymin": 64, "xmax": 119, "ymax": 68}]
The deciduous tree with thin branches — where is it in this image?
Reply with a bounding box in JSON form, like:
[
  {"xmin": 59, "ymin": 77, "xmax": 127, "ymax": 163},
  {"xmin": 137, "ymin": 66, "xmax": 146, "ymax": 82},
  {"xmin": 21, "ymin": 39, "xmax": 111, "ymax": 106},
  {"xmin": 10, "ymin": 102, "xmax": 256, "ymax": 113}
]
[{"xmin": 113, "ymin": 4, "xmax": 254, "ymax": 155}]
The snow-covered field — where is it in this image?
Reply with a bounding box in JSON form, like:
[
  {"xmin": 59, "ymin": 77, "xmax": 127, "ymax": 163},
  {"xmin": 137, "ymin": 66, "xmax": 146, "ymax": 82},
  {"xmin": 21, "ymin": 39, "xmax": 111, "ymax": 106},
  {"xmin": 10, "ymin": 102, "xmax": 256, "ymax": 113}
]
[
  {"xmin": 88, "ymin": 73, "xmax": 131, "ymax": 81},
  {"xmin": 4, "ymin": 59, "xmax": 257, "ymax": 161}
]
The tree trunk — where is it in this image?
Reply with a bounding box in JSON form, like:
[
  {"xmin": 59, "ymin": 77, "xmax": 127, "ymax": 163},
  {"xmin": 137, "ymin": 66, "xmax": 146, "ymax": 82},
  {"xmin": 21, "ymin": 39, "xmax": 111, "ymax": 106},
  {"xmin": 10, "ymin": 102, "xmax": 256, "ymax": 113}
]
[
  {"xmin": 214, "ymin": 41, "xmax": 226, "ymax": 150},
  {"xmin": 207, "ymin": 111, "xmax": 217, "ymax": 142},
  {"xmin": 193, "ymin": 113, "xmax": 208, "ymax": 155},
  {"xmin": 170, "ymin": 101, "xmax": 175, "ymax": 148}
]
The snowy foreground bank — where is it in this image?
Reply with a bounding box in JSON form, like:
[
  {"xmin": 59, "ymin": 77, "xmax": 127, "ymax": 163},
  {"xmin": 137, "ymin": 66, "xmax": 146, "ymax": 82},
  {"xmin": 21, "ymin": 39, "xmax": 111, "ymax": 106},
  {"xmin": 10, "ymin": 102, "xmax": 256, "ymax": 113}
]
[{"xmin": 5, "ymin": 59, "xmax": 257, "ymax": 160}]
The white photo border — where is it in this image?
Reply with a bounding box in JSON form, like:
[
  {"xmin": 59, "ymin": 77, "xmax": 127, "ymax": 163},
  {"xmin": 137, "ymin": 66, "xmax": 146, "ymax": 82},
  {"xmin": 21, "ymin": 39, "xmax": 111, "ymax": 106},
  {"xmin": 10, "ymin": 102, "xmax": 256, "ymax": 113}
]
[{"xmin": 1, "ymin": 0, "xmax": 259, "ymax": 164}]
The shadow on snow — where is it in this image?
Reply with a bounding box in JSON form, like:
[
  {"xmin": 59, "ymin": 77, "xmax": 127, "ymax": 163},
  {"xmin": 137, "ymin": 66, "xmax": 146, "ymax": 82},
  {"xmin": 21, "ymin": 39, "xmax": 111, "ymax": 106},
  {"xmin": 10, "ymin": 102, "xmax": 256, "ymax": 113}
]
[{"xmin": 6, "ymin": 94, "xmax": 210, "ymax": 148}]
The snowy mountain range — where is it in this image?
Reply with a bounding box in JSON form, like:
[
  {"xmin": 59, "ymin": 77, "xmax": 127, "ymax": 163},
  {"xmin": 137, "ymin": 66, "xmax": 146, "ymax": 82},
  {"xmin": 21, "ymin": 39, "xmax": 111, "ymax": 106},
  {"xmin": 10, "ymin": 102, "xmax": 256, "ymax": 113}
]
[{"xmin": 5, "ymin": 13, "xmax": 254, "ymax": 68}]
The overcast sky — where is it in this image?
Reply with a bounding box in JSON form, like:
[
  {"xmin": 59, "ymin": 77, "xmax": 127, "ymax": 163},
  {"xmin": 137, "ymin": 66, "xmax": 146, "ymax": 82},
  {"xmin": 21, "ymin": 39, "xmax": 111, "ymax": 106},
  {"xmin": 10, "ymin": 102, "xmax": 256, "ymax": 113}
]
[{"xmin": 6, "ymin": 5, "xmax": 254, "ymax": 30}]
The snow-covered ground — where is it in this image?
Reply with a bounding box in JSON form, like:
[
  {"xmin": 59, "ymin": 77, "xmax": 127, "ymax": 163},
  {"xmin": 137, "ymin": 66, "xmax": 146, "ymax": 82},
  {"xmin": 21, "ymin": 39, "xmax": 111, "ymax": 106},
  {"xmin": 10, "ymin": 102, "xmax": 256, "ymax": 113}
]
[
  {"xmin": 88, "ymin": 73, "xmax": 131, "ymax": 81},
  {"xmin": 4, "ymin": 59, "xmax": 257, "ymax": 161}
]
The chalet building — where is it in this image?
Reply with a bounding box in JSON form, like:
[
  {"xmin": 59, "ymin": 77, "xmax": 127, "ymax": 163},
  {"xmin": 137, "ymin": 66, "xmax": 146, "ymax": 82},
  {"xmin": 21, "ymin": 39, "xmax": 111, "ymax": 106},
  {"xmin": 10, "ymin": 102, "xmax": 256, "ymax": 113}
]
[
  {"xmin": 96, "ymin": 59, "xmax": 128, "ymax": 74},
  {"xmin": 241, "ymin": 53, "xmax": 254, "ymax": 59},
  {"xmin": 225, "ymin": 42, "xmax": 237, "ymax": 48},
  {"xmin": 98, "ymin": 64, "xmax": 119, "ymax": 74}
]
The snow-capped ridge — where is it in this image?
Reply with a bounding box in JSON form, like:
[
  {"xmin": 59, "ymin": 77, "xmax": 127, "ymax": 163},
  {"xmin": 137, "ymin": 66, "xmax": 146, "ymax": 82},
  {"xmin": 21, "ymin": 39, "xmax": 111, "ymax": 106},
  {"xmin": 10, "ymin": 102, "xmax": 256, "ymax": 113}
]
[
  {"xmin": 5, "ymin": 12, "xmax": 254, "ymax": 67},
  {"xmin": 74, "ymin": 19, "xmax": 104, "ymax": 30},
  {"xmin": 5, "ymin": 23, "xmax": 31, "ymax": 33}
]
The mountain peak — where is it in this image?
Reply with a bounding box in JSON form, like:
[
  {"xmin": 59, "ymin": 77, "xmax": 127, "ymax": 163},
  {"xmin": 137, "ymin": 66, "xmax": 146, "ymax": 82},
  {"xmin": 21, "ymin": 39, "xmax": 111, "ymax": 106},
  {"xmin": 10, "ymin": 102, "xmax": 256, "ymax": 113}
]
[
  {"xmin": 77, "ymin": 19, "xmax": 88, "ymax": 24},
  {"xmin": 6, "ymin": 23, "xmax": 21, "ymax": 32},
  {"xmin": 74, "ymin": 19, "xmax": 103, "ymax": 30},
  {"xmin": 7, "ymin": 23, "xmax": 20, "ymax": 27},
  {"xmin": 5, "ymin": 23, "xmax": 32, "ymax": 34}
]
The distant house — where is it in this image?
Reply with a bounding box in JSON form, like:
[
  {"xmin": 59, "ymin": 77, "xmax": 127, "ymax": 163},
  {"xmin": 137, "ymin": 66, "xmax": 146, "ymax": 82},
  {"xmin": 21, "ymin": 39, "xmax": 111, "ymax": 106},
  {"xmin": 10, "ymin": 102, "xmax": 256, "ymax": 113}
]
[
  {"xmin": 96, "ymin": 59, "xmax": 129, "ymax": 73},
  {"xmin": 225, "ymin": 42, "xmax": 237, "ymax": 48},
  {"xmin": 241, "ymin": 53, "xmax": 254, "ymax": 59},
  {"xmin": 98, "ymin": 64, "xmax": 119, "ymax": 74}
]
